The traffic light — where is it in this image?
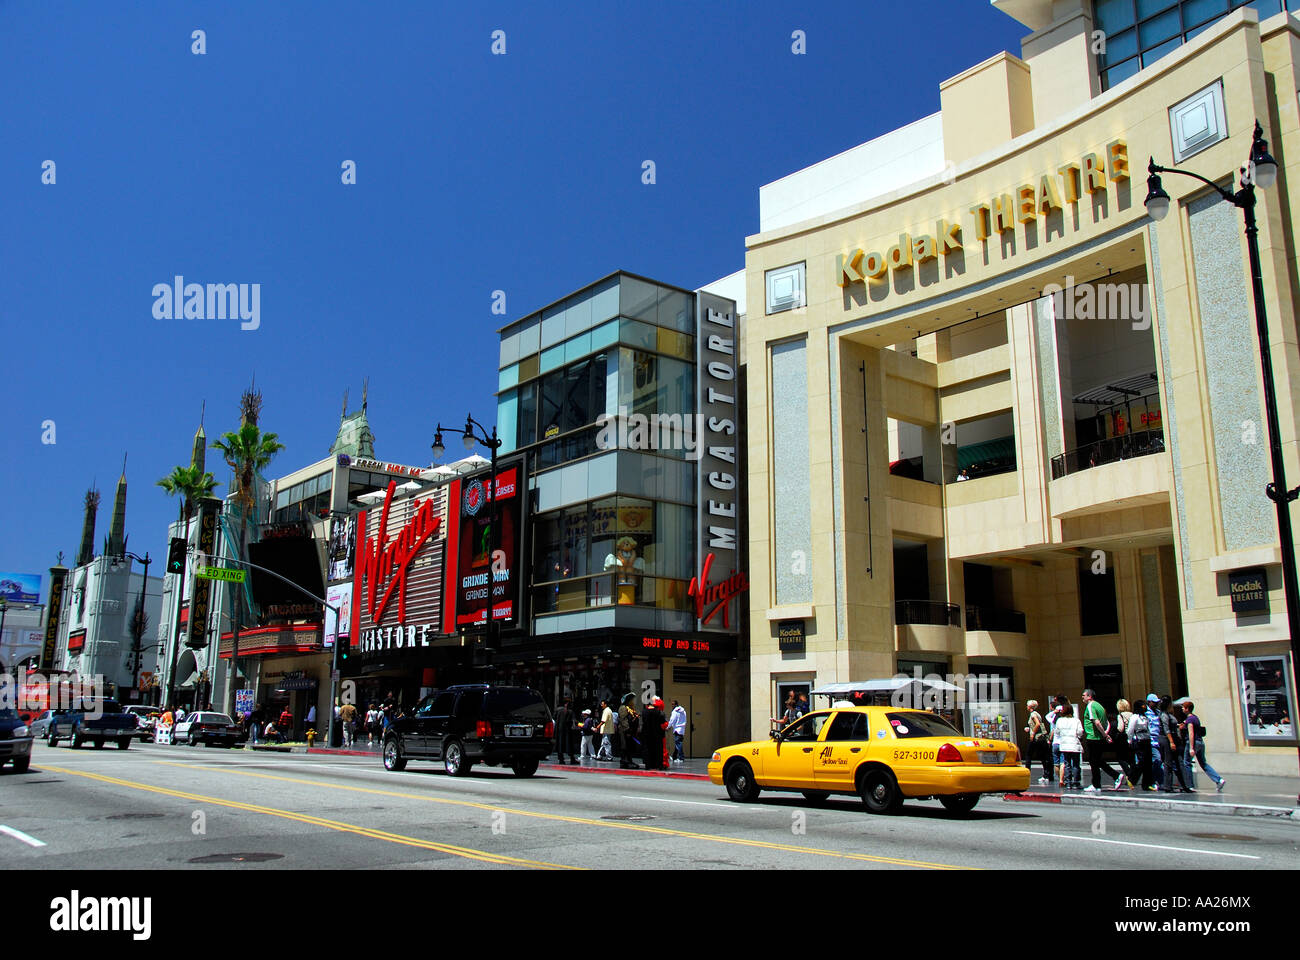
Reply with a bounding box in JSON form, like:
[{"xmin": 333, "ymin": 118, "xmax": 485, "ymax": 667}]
[
  {"xmin": 166, "ymin": 537, "xmax": 187, "ymax": 574},
  {"xmin": 338, "ymin": 634, "xmax": 351, "ymax": 663}
]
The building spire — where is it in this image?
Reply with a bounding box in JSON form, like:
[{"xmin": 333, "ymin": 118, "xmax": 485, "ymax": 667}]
[
  {"xmin": 191, "ymin": 402, "xmax": 207, "ymax": 473},
  {"xmin": 78, "ymin": 486, "xmax": 100, "ymax": 566},
  {"xmin": 107, "ymin": 455, "xmax": 128, "ymax": 557},
  {"xmin": 341, "ymin": 389, "xmax": 349, "ymax": 422}
]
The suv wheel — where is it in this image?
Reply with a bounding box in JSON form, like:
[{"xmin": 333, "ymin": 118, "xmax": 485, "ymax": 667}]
[
  {"xmin": 511, "ymin": 758, "xmax": 539, "ymax": 778},
  {"xmin": 12, "ymin": 756, "xmax": 30, "ymax": 773},
  {"xmin": 443, "ymin": 739, "xmax": 472, "ymax": 777},
  {"xmin": 117, "ymin": 738, "xmax": 131, "ymax": 750},
  {"xmin": 382, "ymin": 739, "xmax": 406, "ymax": 771},
  {"xmin": 72, "ymin": 731, "xmax": 84, "ymax": 749}
]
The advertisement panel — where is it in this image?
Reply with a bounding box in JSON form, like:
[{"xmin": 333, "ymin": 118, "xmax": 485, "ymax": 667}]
[
  {"xmin": 0, "ymin": 572, "xmax": 42, "ymax": 605},
  {"xmin": 328, "ymin": 514, "xmax": 357, "ymax": 582},
  {"xmin": 354, "ymin": 479, "xmax": 449, "ymax": 655},
  {"xmin": 1238, "ymin": 655, "xmax": 1296, "ymax": 743},
  {"xmin": 453, "ymin": 464, "xmax": 523, "ymax": 629},
  {"xmin": 324, "ymin": 582, "xmax": 353, "ymax": 649}
]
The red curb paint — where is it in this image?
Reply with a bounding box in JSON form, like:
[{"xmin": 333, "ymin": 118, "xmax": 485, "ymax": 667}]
[
  {"xmin": 307, "ymin": 748, "xmax": 377, "ymax": 757},
  {"xmin": 1002, "ymin": 792, "xmax": 1061, "ymax": 803},
  {"xmin": 539, "ymin": 763, "xmax": 710, "ymax": 781}
]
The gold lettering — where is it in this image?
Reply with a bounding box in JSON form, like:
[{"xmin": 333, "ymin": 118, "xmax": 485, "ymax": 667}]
[
  {"xmin": 1082, "ymin": 153, "xmax": 1107, "ymax": 193},
  {"xmin": 887, "ymin": 234, "xmax": 914, "ymax": 270},
  {"xmin": 1017, "ymin": 183, "xmax": 1037, "ymax": 223},
  {"xmin": 862, "ymin": 251, "xmax": 887, "ymax": 279},
  {"xmin": 992, "ymin": 194, "xmax": 1016, "ymax": 233},
  {"xmin": 1059, "ymin": 163, "xmax": 1081, "ymax": 203},
  {"xmin": 836, "ymin": 249, "xmax": 864, "ymax": 287},
  {"xmin": 970, "ymin": 204, "xmax": 991, "ymax": 241},
  {"xmin": 912, "ymin": 233, "xmax": 938, "ymax": 262},
  {"xmin": 938, "ymin": 218, "xmax": 963, "ymax": 252},
  {"xmin": 1038, "ymin": 173, "xmax": 1063, "ymax": 213},
  {"xmin": 1107, "ymin": 139, "xmax": 1130, "ymax": 181}
]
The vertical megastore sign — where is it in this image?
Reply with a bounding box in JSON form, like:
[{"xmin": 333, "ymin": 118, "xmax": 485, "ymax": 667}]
[
  {"xmin": 451, "ymin": 463, "xmax": 523, "ymax": 629},
  {"xmin": 188, "ymin": 498, "xmax": 220, "ymax": 648},
  {"xmin": 692, "ymin": 292, "xmax": 748, "ymax": 632}
]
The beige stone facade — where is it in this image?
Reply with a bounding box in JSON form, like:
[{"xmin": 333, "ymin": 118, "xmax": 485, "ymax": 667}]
[{"xmin": 745, "ymin": 5, "xmax": 1300, "ymax": 774}]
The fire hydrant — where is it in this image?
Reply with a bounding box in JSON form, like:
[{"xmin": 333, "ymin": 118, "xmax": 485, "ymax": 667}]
[{"xmin": 306, "ymin": 728, "xmax": 317, "ymax": 747}]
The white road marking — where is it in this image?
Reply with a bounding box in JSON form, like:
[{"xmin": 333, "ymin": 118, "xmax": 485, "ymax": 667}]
[
  {"xmin": 1013, "ymin": 830, "xmax": 1259, "ymax": 859},
  {"xmin": 0, "ymin": 825, "xmax": 47, "ymax": 848}
]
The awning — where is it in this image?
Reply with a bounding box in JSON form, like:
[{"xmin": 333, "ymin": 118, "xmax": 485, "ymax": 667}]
[
  {"xmin": 811, "ymin": 678, "xmax": 961, "ymax": 695},
  {"xmin": 958, "ymin": 436, "xmax": 1016, "ymax": 470},
  {"xmin": 276, "ymin": 676, "xmax": 319, "ymax": 691}
]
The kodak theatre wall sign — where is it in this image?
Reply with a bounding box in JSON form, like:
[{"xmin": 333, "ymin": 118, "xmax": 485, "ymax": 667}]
[{"xmin": 835, "ymin": 140, "xmax": 1131, "ymax": 307}]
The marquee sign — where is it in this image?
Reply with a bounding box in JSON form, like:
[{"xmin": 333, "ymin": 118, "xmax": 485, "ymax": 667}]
[{"xmin": 357, "ymin": 480, "xmax": 443, "ymax": 626}]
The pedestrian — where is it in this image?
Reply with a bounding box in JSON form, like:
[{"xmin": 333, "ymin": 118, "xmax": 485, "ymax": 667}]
[
  {"xmin": 1143, "ymin": 694, "xmax": 1165, "ymax": 787},
  {"xmin": 796, "ymin": 693, "xmax": 810, "ymax": 717},
  {"xmin": 1045, "ymin": 695, "xmax": 1065, "ymax": 786},
  {"xmin": 554, "ymin": 698, "xmax": 578, "ymax": 765},
  {"xmin": 366, "ymin": 703, "xmax": 381, "ymax": 745},
  {"xmin": 1160, "ymin": 696, "xmax": 1193, "ymax": 792},
  {"xmin": 597, "ymin": 699, "xmax": 616, "ymax": 760},
  {"xmin": 1112, "ymin": 699, "xmax": 1138, "ymax": 789},
  {"xmin": 279, "ymin": 705, "xmax": 294, "ymax": 742},
  {"xmin": 1025, "ymin": 699, "xmax": 1051, "ymax": 783},
  {"xmin": 1124, "ymin": 700, "xmax": 1154, "ymax": 789},
  {"xmin": 339, "ymin": 700, "xmax": 358, "ymax": 748},
  {"xmin": 1051, "ymin": 696, "xmax": 1084, "ymax": 789},
  {"xmin": 1081, "ymin": 688, "xmax": 1124, "ymax": 792},
  {"xmin": 579, "ymin": 709, "xmax": 598, "ymax": 762},
  {"xmin": 642, "ymin": 698, "xmax": 665, "ymax": 770},
  {"xmin": 668, "ymin": 699, "xmax": 688, "ymax": 764},
  {"xmin": 617, "ymin": 694, "xmax": 641, "ymax": 769},
  {"xmin": 773, "ymin": 692, "xmax": 799, "ymax": 728},
  {"xmin": 306, "ymin": 703, "xmax": 317, "ymax": 732},
  {"xmin": 1179, "ymin": 700, "xmax": 1225, "ymax": 792}
]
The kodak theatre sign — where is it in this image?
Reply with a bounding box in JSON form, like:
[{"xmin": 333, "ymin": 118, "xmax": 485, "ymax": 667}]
[{"xmin": 836, "ymin": 140, "xmax": 1131, "ymax": 304}]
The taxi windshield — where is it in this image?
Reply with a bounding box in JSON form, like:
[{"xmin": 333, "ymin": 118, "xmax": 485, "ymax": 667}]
[{"xmin": 886, "ymin": 712, "xmax": 960, "ymax": 738}]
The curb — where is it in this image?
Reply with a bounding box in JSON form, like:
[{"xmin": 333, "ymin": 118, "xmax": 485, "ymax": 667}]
[
  {"xmin": 1004, "ymin": 791, "xmax": 1299, "ymax": 820},
  {"xmin": 539, "ymin": 762, "xmax": 711, "ymax": 781}
]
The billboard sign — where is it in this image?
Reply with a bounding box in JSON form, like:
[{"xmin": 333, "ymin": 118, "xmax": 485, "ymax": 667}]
[
  {"xmin": 0, "ymin": 572, "xmax": 42, "ymax": 605},
  {"xmin": 324, "ymin": 582, "xmax": 353, "ymax": 649},
  {"xmin": 452, "ymin": 463, "xmax": 523, "ymax": 629},
  {"xmin": 328, "ymin": 514, "xmax": 357, "ymax": 582}
]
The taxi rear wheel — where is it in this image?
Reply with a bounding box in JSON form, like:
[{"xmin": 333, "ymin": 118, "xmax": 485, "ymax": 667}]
[
  {"xmin": 724, "ymin": 761, "xmax": 760, "ymax": 802},
  {"xmin": 938, "ymin": 794, "xmax": 980, "ymax": 815},
  {"xmin": 859, "ymin": 769, "xmax": 903, "ymax": 815},
  {"xmin": 801, "ymin": 790, "xmax": 829, "ymax": 804}
]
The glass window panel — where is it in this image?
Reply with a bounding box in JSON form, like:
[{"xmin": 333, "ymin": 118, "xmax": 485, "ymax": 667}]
[
  {"xmin": 497, "ymin": 389, "xmax": 517, "ymax": 455},
  {"xmin": 1095, "ymin": 0, "xmax": 1137, "ymax": 33},
  {"xmin": 657, "ymin": 288, "xmax": 694, "ymax": 333},
  {"xmin": 540, "ymin": 344, "xmax": 565, "ymax": 374},
  {"xmin": 657, "ymin": 327, "xmax": 693, "ymax": 360},
  {"xmin": 589, "ymin": 498, "xmax": 618, "ymax": 581},
  {"xmin": 562, "ymin": 359, "xmax": 592, "ymax": 432},
  {"xmin": 620, "ymin": 277, "xmax": 659, "ymax": 324},
  {"xmin": 562, "ymin": 506, "xmax": 589, "ymax": 579},
  {"xmin": 498, "ymin": 363, "xmax": 519, "ymax": 390},
  {"xmin": 564, "ymin": 331, "xmax": 591, "ymax": 363},
  {"xmin": 533, "ymin": 511, "xmax": 562, "ymax": 584},
  {"xmin": 1138, "ymin": 8, "xmax": 1181, "ymax": 46},
  {"xmin": 1102, "ymin": 56, "xmax": 1142, "ymax": 89},
  {"xmin": 591, "ymin": 319, "xmax": 618, "ymax": 350},
  {"xmin": 620, "ymin": 318, "xmax": 657, "ymax": 351},
  {"xmin": 1099, "ymin": 26, "xmax": 1138, "ymax": 66},
  {"xmin": 518, "ymin": 352, "xmax": 539, "ymax": 382},
  {"xmin": 518, "ymin": 381, "xmax": 538, "ymax": 447},
  {"xmin": 1136, "ymin": 0, "xmax": 1176, "ymax": 17},
  {"xmin": 656, "ymin": 355, "xmax": 694, "ymax": 418},
  {"xmin": 590, "ymin": 279, "xmax": 620, "ymax": 324},
  {"xmin": 1141, "ymin": 35, "xmax": 1183, "ymax": 64},
  {"xmin": 540, "ymin": 371, "xmax": 564, "ymax": 441},
  {"xmin": 1182, "ymin": 0, "xmax": 1229, "ymax": 27},
  {"xmin": 621, "ymin": 349, "xmax": 658, "ymax": 419},
  {"xmin": 316, "ymin": 473, "xmax": 331, "ymax": 494},
  {"xmin": 1246, "ymin": 0, "xmax": 1283, "ymax": 18},
  {"xmin": 654, "ymin": 502, "xmax": 694, "ymax": 579},
  {"xmin": 589, "ymin": 351, "xmax": 609, "ymax": 426}
]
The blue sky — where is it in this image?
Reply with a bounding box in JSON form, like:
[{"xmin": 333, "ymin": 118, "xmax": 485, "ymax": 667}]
[{"xmin": 0, "ymin": 1, "xmax": 1025, "ymax": 584}]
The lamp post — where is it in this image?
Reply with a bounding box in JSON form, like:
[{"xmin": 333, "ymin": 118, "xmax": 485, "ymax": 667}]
[
  {"xmin": 434, "ymin": 414, "xmax": 503, "ymax": 662},
  {"xmin": 1146, "ymin": 120, "xmax": 1300, "ymax": 801},
  {"xmin": 118, "ymin": 550, "xmax": 152, "ymax": 697}
]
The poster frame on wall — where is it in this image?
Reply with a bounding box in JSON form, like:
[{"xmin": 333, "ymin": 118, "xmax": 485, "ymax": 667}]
[{"xmin": 1237, "ymin": 654, "xmax": 1297, "ymax": 744}]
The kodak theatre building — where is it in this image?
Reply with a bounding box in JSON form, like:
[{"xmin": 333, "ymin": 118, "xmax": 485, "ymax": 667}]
[{"xmin": 745, "ymin": 1, "xmax": 1300, "ymax": 772}]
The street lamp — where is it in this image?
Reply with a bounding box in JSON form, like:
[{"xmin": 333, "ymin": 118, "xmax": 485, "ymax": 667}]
[
  {"xmin": 1146, "ymin": 120, "xmax": 1298, "ymax": 802},
  {"xmin": 116, "ymin": 550, "xmax": 152, "ymax": 697},
  {"xmin": 433, "ymin": 414, "xmax": 503, "ymax": 662}
]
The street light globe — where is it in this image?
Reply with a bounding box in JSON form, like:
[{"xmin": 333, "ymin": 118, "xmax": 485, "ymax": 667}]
[
  {"xmin": 463, "ymin": 433, "xmax": 477, "ymax": 451},
  {"xmin": 1253, "ymin": 155, "xmax": 1278, "ymax": 190}
]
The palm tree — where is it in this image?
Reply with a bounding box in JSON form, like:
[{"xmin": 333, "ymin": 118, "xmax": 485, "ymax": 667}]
[
  {"xmin": 211, "ymin": 422, "xmax": 285, "ymax": 519},
  {"xmin": 156, "ymin": 464, "xmax": 219, "ymax": 532}
]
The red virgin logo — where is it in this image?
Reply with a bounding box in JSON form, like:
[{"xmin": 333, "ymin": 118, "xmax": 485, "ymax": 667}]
[
  {"xmin": 687, "ymin": 552, "xmax": 748, "ymax": 628},
  {"xmin": 358, "ymin": 480, "xmax": 441, "ymax": 624}
]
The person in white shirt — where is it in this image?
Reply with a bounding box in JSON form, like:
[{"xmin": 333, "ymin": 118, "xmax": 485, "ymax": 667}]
[
  {"xmin": 597, "ymin": 700, "xmax": 616, "ymax": 760},
  {"xmin": 1051, "ymin": 696, "xmax": 1084, "ymax": 789},
  {"xmin": 668, "ymin": 699, "xmax": 688, "ymax": 764}
]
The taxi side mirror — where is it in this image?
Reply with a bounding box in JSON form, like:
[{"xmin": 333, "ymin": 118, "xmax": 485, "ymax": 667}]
[{"xmin": 770, "ymin": 730, "xmax": 782, "ymax": 741}]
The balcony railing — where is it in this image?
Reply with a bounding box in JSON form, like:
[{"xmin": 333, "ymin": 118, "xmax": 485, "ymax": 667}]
[
  {"xmin": 1050, "ymin": 429, "xmax": 1165, "ymax": 479},
  {"xmin": 895, "ymin": 599, "xmax": 962, "ymax": 627},
  {"xmin": 964, "ymin": 605, "xmax": 1026, "ymax": 633}
]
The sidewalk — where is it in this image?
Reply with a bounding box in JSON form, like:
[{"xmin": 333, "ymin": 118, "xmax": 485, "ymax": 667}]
[{"xmin": 1005, "ymin": 771, "xmax": 1300, "ymax": 820}]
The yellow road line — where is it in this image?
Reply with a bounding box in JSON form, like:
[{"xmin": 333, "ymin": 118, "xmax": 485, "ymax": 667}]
[
  {"xmin": 146, "ymin": 759, "xmax": 971, "ymax": 869},
  {"xmin": 39, "ymin": 765, "xmax": 574, "ymax": 870}
]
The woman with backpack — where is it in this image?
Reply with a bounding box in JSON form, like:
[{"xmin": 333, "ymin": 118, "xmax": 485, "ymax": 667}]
[
  {"xmin": 1045, "ymin": 696, "xmax": 1066, "ymax": 786},
  {"xmin": 617, "ymin": 693, "xmax": 641, "ymax": 769},
  {"xmin": 1125, "ymin": 701, "xmax": 1154, "ymax": 789},
  {"xmin": 1025, "ymin": 699, "xmax": 1051, "ymax": 784},
  {"xmin": 1051, "ymin": 696, "xmax": 1084, "ymax": 789},
  {"xmin": 1112, "ymin": 699, "xmax": 1137, "ymax": 789}
]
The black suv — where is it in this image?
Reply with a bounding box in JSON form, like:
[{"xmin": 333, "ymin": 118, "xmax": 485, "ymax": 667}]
[{"xmin": 382, "ymin": 685, "xmax": 554, "ymax": 777}]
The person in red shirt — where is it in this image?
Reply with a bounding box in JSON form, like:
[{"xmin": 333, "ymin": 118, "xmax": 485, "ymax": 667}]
[{"xmin": 279, "ymin": 706, "xmax": 293, "ymax": 741}]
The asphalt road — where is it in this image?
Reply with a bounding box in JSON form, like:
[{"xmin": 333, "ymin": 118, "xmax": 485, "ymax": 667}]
[{"xmin": 2, "ymin": 741, "xmax": 1295, "ymax": 870}]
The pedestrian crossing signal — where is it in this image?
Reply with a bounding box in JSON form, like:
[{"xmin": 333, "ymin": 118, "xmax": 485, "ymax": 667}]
[
  {"xmin": 166, "ymin": 537, "xmax": 187, "ymax": 574},
  {"xmin": 338, "ymin": 635, "xmax": 351, "ymax": 663}
]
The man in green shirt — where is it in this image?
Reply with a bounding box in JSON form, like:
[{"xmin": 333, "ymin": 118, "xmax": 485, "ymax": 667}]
[{"xmin": 1082, "ymin": 688, "xmax": 1124, "ymax": 792}]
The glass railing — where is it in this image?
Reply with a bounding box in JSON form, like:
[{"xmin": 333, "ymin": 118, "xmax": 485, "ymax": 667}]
[
  {"xmin": 894, "ymin": 599, "xmax": 962, "ymax": 627},
  {"xmin": 964, "ymin": 605, "xmax": 1026, "ymax": 633},
  {"xmin": 1049, "ymin": 429, "xmax": 1165, "ymax": 479}
]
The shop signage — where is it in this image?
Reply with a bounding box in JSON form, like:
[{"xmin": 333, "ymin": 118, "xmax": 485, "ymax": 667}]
[
  {"xmin": 1237, "ymin": 655, "xmax": 1296, "ymax": 743},
  {"xmin": 641, "ymin": 635, "xmax": 713, "ymax": 653},
  {"xmin": 67, "ymin": 629, "xmax": 86, "ymax": 653},
  {"xmin": 41, "ymin": 566, "xmax": 68, "ymax": 670},
  {"xmin": 357, "ymin": 622, "xmax": 439, "ymax": 653},
  {"xmin": 352, "ymin": 458, "xmax": 426, "ymax": 478},
  {"xmin": 778, "ymin": 619, "xmax": 806, "ymax": 654},
  {"xmin": 452, "ymin": 464, "xmax": 523, "ymax": 629},
  {"xmin": 1229, "ymin": 567, "xmax": 1268, "ymax": 614},
  {"xmin": 264, "ymin": 603, "xmax": 322, "ymax": 620},
  {"xmin": 687, "ymin": 552, "xmax": 749, "ymax": 629},
  {"xmin": 695, "ymin": 291, "xmax": 744, "ymax": 634},
  {"xmin": 187, "ymin": 498, "xmax": 220, "ymax": 648},
  {"xmin": 357, "ymin": 479, "xmax": 443, "ymax": 625},
  {"xmin": 836, "ymin": 140, "xmax": 1131, "ymax": 305}
]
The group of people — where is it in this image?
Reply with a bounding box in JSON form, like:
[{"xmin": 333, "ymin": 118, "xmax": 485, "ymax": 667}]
[
  {"xmin": 1024, "ymin": 689, "xmax": 1226, "ymax": 794},
  {"xmin": 553, "ymin": 694, "xmax": 689, "ymax": 769}
]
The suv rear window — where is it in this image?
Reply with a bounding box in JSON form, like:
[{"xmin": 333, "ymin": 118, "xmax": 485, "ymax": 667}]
[
  {"xmin": 484, "ymin": 689, "xmax": 549, "ymax": 721},
  {"xmin": 885, "ymin": 712, "xmax": 960, "ymax": 739}
]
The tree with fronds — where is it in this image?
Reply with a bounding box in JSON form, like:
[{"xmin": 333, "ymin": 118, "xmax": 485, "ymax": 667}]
[{"xmin": 156, "ymin": 465, "xmax": 219, "ymax": 536}]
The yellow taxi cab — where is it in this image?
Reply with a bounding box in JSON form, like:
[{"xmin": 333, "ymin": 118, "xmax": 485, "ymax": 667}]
[{"xmin": 708, "ymin": 706, "xmax": 1029, "ymax": 814}]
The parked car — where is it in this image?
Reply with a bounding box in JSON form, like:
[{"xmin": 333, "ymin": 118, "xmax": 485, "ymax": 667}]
[
  {"xmin": 123, "ymin": 705, "xmax": 158, "ymax": 741},
  {"xmin": 27, "ymin": 709, "xmax": 61, "ymax": 743},
  {"xmin": 173, "ymin": 712, "xmax": 240, "ymax": 748},
  {"xmin": 382, "ymin": 685, "xmax": 554, "ymax": 777},
  {"xmin": 0, "ymin": 708, "xmax": 34, "ymax": 772},
  {"xmin": 49, "ymin": 698, "xmax": 137, "ymax": 749}
]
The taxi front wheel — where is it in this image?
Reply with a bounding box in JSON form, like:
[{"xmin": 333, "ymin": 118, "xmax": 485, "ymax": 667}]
[
  {"xmin": 724, "ymin": 761, "xmax": 761, "ymax": 802},
  {"xmin": 859, "ymin": 769, "xmax": 903, "ymax": 815}
]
